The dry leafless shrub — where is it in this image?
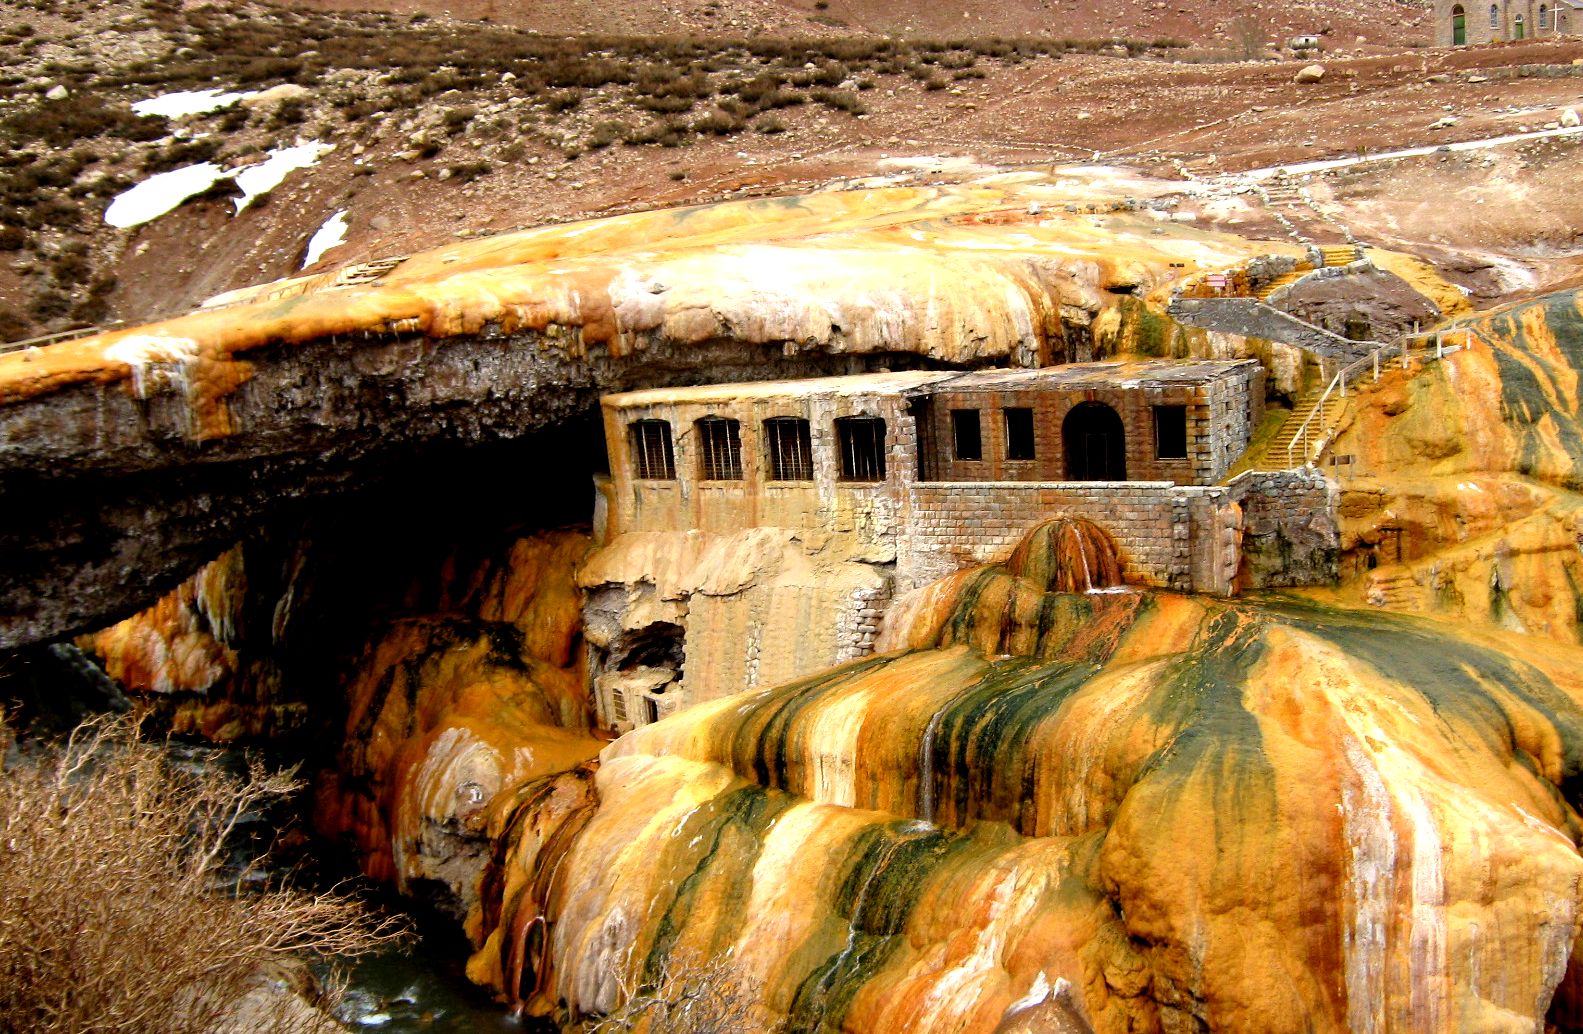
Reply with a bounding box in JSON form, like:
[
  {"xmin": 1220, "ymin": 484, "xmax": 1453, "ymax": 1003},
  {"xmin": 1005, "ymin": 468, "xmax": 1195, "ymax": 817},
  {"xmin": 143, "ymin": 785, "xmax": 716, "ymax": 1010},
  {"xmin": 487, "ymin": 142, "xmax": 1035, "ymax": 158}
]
[
  {"xmin": 0, "ymin": 712, "xmax": 407, "ymax": 1034},
  {"xmin": 578, "ymin": 952, "xmax": 783, "ymax": 1034}
]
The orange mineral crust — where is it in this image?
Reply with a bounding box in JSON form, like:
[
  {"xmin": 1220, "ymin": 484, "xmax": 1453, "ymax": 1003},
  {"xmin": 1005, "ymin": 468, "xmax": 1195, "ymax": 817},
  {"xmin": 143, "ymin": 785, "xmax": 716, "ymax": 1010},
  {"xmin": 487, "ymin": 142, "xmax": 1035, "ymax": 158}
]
[
  {"xmin": 0, "ymin": 174, "xmax": 1289, "ymax": 413},
  {"xmin": 464, "ymin": 515, "xmax": 1583, "ymax": 1032}
]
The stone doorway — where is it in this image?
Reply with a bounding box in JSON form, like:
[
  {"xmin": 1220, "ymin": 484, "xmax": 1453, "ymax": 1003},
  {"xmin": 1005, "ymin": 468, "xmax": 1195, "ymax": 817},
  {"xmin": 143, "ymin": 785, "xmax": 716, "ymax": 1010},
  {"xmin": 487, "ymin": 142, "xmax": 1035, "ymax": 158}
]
[
  {"xmin": 1452, "ymin": 4, "xmax": 1467, "ymax": 42},
  {"xmin": 1062, "ymin": 402, "xmax": 1127, "ymax": 481}
]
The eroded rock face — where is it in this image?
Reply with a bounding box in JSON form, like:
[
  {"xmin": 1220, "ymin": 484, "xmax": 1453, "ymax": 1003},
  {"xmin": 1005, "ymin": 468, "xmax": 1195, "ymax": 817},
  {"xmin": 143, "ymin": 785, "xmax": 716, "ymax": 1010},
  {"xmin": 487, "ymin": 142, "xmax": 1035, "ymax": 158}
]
[
  {"xmin": 305, "ymin": 529, "xmax": 604, "ymax": 917},
  {"xmin": 1334, "ymin": 287, "xmax": 1583, "ymax": 639},
  {"xmin": 469, "ymin": 530, "xmax": 1583, "ymax": 1033}
]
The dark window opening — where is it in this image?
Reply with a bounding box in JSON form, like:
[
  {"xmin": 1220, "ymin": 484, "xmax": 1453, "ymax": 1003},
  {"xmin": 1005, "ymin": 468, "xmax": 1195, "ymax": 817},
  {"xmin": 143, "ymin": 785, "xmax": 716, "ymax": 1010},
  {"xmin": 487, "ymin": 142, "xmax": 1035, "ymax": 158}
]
[
  {"xmin": 629, "ymin": 419, "xmax": 675, "ymax": 480},
  {"xmin": 950, "ymin": 409, "xmax": 982, "ymax": 461},
  {"xmin": 908, "ymin": 396, "xmax": 938, "ymax": 481},
  {"xmin": 642, "ymin": 696, "xmax": 660, "ymax": 725},
  {"xmin": 1062, "ymin": 402, "xmax": 1127, "ymax": 481},
  {"xmin": 836, "ymin": 416, "xmax": 886, "ymax": 482},
  {"xmin": 1005, "ymin": 408, "xmax": 1036, "ymax": 461},
  {"xmin": 695, "ymin": 416, "xmax": 743, "ymax": 480},
  {"xmin": 1490, "ymin": 2, "xmax": 1499, "ymax": 27},
  {"xmin": 1154, "ymin": 405, "xmax": 1187, "ymax": 460},
  {"xmin": 764, "ymin": 417, "xmax": 814, "ymax": 481}
]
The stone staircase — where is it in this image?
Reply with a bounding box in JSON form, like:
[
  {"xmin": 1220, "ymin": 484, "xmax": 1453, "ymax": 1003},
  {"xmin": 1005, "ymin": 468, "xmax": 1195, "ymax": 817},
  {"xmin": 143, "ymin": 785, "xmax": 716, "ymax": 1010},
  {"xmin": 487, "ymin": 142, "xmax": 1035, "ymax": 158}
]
[
  {"xmin": 1255, "ymin": 271, "xmax": 1304, "ymax": 303},
  {"xmin": 1365, "ymin": 567, "xmax": 1419, "ymax": 609},
  {"xmin": 1253, "ymin": 389, "xmax": 1346, "ymax": 470},
  {"xmin": 1319, "ymin": 244, "xmax": 1363, "ymax": 267}
]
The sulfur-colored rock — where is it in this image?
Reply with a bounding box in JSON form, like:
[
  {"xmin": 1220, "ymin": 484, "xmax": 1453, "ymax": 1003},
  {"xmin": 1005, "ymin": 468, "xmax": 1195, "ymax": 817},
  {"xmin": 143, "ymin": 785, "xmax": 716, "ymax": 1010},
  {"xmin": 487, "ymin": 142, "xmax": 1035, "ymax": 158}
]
[{"xmin": 468, "ymin": 523, "xmax": 1583, "ymax": 1032}]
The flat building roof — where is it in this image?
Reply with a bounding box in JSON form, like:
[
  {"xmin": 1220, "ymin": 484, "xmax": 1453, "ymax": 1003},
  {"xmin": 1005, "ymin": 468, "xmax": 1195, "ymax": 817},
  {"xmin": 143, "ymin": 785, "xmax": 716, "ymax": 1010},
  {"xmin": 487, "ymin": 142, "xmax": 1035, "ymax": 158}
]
[{"xmin": 603, "ymin": 360, "xmax": 1259, "ymax": 409}]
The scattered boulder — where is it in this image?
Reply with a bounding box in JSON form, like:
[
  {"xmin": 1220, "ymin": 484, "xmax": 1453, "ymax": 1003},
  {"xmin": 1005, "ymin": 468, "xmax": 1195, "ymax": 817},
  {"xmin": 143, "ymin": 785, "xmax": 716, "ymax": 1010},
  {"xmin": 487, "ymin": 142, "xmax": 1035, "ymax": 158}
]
[
  {"xmin": 241, "ymin": 83, "xmax": 311, "ymax": 109},
  {"xmin": 44, "ymin": 84, "xmax": 69, "ymax": 101},
  {"xmin": 1295, "ymin": 64, "xmax": 1326, "ymax": 84},
  {"xmin": 1563, "ymin": 108, "xmax": 1581, "ymax": 128}
]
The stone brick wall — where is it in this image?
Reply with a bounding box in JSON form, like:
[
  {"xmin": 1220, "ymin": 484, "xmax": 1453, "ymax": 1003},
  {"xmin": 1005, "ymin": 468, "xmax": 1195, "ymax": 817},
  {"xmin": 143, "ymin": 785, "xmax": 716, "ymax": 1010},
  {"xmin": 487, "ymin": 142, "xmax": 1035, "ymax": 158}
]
[
  {"xmin": 603, "ymin": 389, "xmax": 918, "ymax": 555},
  {"xmin": 1168, "ymin": 297, "xmax": 1375, "ymax": 361},
  {"xmin": 1434, "ymin": 0, "xmax": 1573, "ymax": 45},
  {"xmin": 918, "ymin": 366, "xmax": 1263, "ymax": 486},
  {"xmin": 900, "ymin": 481, "xmax": 1241, "ymax": 594},
  {"xmin": 1227, "ymin": 468, "xmax": 1340, "ymax": 588}
]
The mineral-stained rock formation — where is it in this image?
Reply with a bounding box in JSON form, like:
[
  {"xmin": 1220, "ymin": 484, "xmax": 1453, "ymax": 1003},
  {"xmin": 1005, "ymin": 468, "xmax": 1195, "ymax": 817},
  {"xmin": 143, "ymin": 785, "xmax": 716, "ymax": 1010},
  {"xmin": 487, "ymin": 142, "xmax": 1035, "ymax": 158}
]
[
  {"xmin": 1334, "ymin": 287, "xmax": 1583, "ymax": 639},
  {"xmin": 468, "ymin": 519, "xmax": 1583, "ymax": 1032},
  {"xmin": 38, "ymin": 176, "xmax": 1583, "ymax": 1034},
  {"xmin": 0, "ymin": 172, "xmax": 1295, "ymax": 649},
  {"xmin": 305, "ymin": 528, "xmax": 605, "ymax": 916}
]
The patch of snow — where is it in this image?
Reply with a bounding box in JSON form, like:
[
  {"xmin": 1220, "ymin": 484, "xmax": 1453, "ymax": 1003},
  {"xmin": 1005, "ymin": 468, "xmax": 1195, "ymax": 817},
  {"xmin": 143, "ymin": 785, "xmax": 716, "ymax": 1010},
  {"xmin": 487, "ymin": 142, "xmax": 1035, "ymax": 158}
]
[
  {"xmin": 302, "ymin": 209, "xmax": 348, "ymax": 269},
  {"xmin": 1243, "ymin": 124, "xmax": 1583, "ymax": 181},
  {"xmin": 104, "ymin": 163, "xmax": 227, "ymax": 229},
  {"xmin": 233, "ymin": 141, "xmax": 334, "ymax": 212},
  {"xmin": 132, "ymin": 88, "xmax": 257, "ymax": 119}
]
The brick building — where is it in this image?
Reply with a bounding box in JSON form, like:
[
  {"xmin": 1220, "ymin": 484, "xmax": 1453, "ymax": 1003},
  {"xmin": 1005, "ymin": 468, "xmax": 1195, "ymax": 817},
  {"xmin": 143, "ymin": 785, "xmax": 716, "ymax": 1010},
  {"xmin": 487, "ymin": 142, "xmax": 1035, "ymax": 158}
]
[
  {"xmin": 598, "ymin": 360, "xmax": 1268, "ymax": 593},
  {"xmin": 588, "ymin": 361, "xmax": 1335, "ymax": 730},
  {"xmin": 1435, "ymin": 0, "xmax": 1580, "ymax": 44}
]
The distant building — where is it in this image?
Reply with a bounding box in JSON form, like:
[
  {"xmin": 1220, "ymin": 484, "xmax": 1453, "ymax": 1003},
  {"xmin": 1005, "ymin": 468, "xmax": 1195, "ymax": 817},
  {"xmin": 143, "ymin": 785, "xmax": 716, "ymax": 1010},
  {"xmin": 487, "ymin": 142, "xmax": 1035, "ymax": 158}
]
[{"xmin": 1436, "ymin": 0, "xmax": 1581, "ymax": 44}]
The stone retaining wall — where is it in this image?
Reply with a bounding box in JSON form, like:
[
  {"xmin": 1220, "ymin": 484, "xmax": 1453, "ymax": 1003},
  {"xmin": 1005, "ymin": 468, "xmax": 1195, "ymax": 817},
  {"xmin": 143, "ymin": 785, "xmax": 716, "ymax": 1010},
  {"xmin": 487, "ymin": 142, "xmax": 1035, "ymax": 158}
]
[
  {"xmin": 1227, "ymin": 467, "xmax": 1340, "ymax": 587},
  {"xmin": 901, "ymin": 481, "xmax": 1241, "ymax": 595}
]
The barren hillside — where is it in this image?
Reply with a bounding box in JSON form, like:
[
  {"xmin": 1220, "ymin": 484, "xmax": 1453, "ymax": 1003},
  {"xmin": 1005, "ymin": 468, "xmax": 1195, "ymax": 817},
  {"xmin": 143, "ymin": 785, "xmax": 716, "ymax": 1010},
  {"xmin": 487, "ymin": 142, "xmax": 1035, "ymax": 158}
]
[{"xmin": 1, "ymin": 0, "xmax": 1579, "ymax": 342}]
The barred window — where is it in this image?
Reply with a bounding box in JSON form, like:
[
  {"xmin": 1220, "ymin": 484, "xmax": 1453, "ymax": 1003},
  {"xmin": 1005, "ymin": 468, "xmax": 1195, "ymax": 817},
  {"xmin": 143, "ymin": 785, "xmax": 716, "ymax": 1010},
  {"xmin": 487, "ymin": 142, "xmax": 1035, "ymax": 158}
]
[
  {"xmin": 764, "ymin": 417, "xmax": 813, "ymax": 481},
  {"xmin": 835, "ymin": 416, "xmax": 886, "ymax": 482},
  {"xmin": 695, "ymin": 416, "xmax": 743, "ymax": 480},
  {"xmin": 628, "ymin": 419, "xmax": 675, "ymax": 480}
]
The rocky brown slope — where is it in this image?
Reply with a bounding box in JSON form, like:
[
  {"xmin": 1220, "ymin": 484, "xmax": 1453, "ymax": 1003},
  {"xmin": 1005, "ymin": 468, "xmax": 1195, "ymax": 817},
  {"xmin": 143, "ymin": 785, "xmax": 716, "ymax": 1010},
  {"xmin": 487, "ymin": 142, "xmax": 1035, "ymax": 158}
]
[{"xmin": 3, "ymin": 0, "xmax": 1581, "ymax": 345}]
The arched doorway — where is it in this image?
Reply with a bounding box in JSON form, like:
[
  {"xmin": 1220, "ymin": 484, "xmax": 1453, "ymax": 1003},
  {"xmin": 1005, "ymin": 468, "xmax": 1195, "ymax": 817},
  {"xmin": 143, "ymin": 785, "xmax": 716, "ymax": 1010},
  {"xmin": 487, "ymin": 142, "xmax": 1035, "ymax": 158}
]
[
  {"xmin": 1452, "ymin": 3, "xmax": 1467, "ymax": 42},
  {"xmin": 1515, "ymin": 12, "xmax": 1526, "ymax": 36},
  {"xmin": 1062, "ymin": 402, "xmax": 1127, "ymax": 481}
]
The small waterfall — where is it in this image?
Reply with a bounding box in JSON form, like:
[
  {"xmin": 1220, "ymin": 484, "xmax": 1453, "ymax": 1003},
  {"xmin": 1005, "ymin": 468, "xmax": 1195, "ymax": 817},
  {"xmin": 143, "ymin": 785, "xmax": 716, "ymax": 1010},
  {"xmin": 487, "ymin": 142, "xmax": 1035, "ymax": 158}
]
[
  {"xmin": 917, "ymin": 706, "xmax": 947, "ymax": 824},
  {"xmin": 1072, "ymin": 527, "xmax": 1095, "ymax": 593},
  {"xmin": 1005, "ymin": 516, "xmax": 1124, "ymax": 594}
]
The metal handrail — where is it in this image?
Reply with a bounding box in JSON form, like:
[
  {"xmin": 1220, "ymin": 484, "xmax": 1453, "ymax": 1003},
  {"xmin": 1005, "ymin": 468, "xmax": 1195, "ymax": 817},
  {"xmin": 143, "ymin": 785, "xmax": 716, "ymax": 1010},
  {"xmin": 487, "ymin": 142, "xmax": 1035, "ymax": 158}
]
[
  {"xmin": 1284, "ymin": 327, "xmax": 1479, "ymax": 467},
  {"xmin": 0, "ymin": 321, "xmax": 124, "ymax": 355}
]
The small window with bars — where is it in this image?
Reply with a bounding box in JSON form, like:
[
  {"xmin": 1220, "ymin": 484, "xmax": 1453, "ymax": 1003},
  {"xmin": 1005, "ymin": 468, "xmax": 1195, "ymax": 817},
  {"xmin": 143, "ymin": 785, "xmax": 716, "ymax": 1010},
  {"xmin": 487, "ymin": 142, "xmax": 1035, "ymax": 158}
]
[
  {"xmin": 628, "ymin": 419, "xmax": 675, "ymax": 480},
  {"xmin": 950, "ymin": 409, "xmax": 982, "ymax": 461},
  {"xmin": 1154, "ymin": 405, "xmax": 1187, "ymax": 460},
  {"xmin": 695, "ymin": 416, "xmax": 743, "ymax": 480},
  {"xmin": 764, "ymin": 417, "xmax": 813, "ymax": 481},
  {"xmin": 835, "ymin": 416, "xmax": 886, "ymax": 482},
  {"xmin": 1004, "ymin": 407, "xmax": 1036, "ymax": 460}
]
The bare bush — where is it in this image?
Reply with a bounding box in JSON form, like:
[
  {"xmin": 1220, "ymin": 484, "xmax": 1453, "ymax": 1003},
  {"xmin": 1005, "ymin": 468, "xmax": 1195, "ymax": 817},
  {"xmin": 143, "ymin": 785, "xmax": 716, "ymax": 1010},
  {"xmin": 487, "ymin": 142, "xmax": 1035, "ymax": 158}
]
[
  {"xmin": 578, "ymin": 952, "xmax": 782, "ymax": 1034},
  {"xmin": 0, "ymin": 713, "xmax": 407, "ymax": 1034}
]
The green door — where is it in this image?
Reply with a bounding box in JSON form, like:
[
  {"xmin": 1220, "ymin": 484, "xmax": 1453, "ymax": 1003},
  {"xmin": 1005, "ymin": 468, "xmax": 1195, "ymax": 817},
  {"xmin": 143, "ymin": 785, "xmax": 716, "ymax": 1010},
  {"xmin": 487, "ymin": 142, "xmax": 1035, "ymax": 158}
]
[
  {"xmin": 1515, "ymin": 14, "xmax": 1526, "ymax": 36},
  {"xmin": 1453, "ymin": 9, "xmax": 1467, "ymax": 42}
]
